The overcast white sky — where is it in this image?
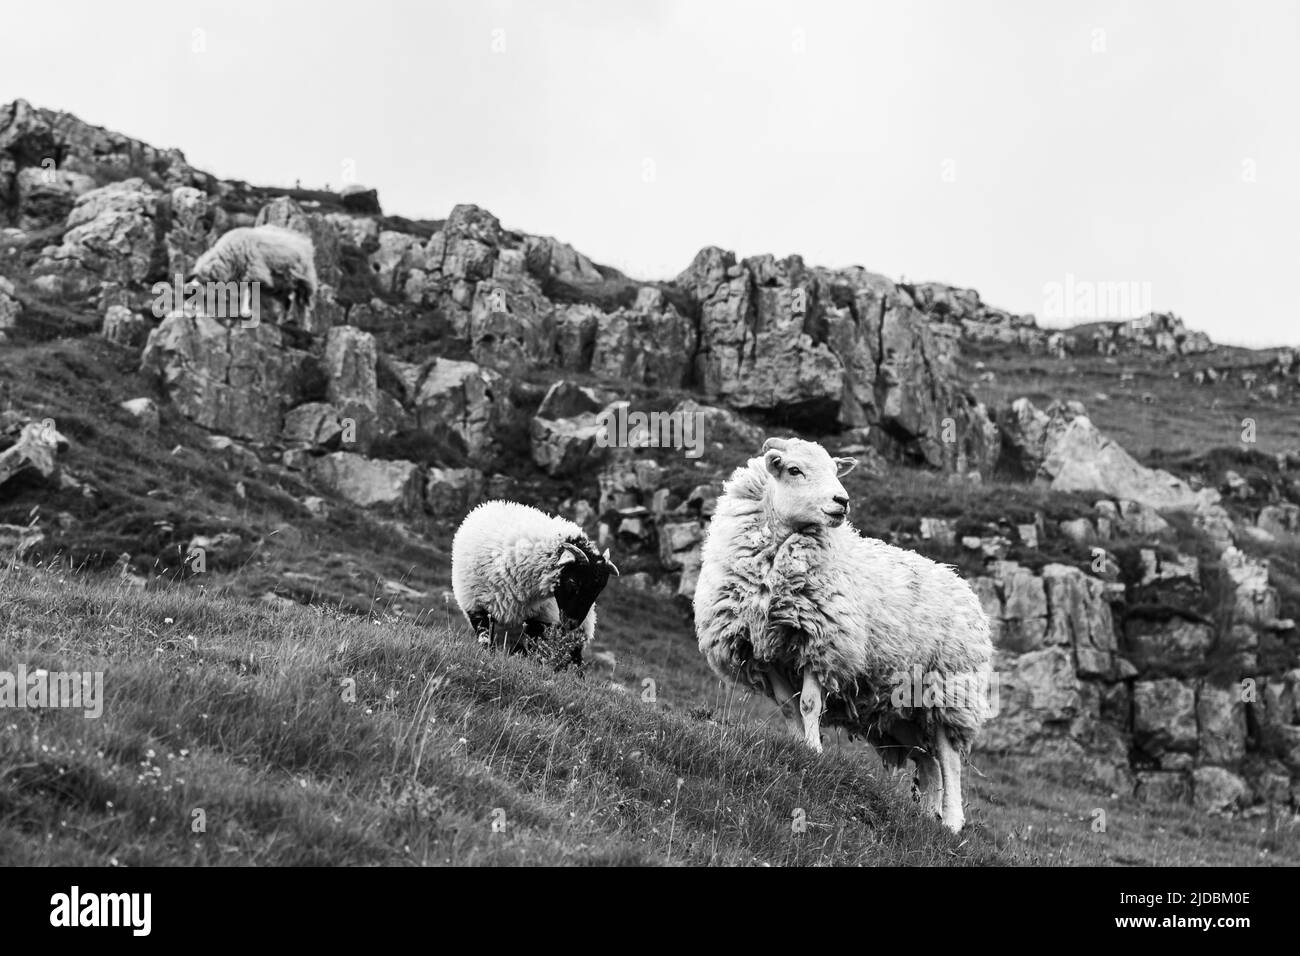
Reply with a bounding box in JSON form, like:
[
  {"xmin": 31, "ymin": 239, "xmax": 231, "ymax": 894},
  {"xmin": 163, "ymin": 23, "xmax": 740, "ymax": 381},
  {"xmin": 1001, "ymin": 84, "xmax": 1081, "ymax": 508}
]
[{"xmin": 2, "ymin": 0, "xmax": 1297, "ymax": 346}]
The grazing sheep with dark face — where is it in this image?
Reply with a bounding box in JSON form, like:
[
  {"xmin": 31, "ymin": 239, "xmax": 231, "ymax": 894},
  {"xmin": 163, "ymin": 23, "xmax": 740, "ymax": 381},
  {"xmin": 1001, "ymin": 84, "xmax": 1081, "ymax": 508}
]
[
  {"xmin": 694, "ymin": 437, "xmax": 994, "ymax": 832},
  {"xmin": 451, "ymin": 500, "xmax": 618, "ymax": 669}
]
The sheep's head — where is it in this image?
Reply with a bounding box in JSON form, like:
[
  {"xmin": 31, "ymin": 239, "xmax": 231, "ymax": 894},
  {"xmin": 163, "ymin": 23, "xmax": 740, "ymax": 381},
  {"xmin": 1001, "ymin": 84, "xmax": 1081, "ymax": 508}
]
[
  {"xmin": 553, "ymin": 538, "xmax": 619, "ymax": 628},
  {"xmin": 761, "ymin": 436, "xmax": 857, "ymax": 531}
]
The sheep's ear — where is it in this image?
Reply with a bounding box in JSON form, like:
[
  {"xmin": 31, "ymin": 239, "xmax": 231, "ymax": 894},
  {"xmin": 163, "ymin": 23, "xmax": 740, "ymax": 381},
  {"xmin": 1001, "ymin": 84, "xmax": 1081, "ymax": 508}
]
[
  {"xmin": 834, "ymin": 456, "xmax": 858, "ymax": 477},
  {"xmin": 764, "ymin": 449, "xmax": 784, "ymax": 477},
  {"xmin": 602, "ymin": 548, "xmax": 620, "ymax": 576},
  {"xmin": 762, "ymin": 437, "xmax": 789, "ymax": 454}
]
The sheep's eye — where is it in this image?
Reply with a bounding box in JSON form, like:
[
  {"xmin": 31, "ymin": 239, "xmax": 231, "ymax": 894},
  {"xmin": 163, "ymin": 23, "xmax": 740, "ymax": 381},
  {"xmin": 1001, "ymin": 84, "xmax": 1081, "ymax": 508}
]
[{"xmin": 787, "ymin": 466, "xmax": 802, "ymax": 477}]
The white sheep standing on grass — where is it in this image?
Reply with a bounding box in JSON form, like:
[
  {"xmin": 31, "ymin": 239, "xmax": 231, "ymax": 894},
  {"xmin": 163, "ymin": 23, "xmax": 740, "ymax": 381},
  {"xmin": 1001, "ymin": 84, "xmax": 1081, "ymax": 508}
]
[
  {"xmin": 451, "ymin": 500, "xmax": 618, "ymax": 670},
  {"xmin": 189, "ymin": 224, "xmax": 318, "ymax": 318},
  {"xmin": 694, "ymin": 437, "xmax": 994, "ymax": 832}
]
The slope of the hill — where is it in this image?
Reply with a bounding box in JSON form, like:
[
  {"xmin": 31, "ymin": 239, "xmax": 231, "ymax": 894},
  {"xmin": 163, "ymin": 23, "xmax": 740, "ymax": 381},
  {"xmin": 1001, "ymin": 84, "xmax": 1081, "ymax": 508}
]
[
  {"xmin": 0, "ymin": 567, "xmax": 1006, "ymax": 866},
  {"xmin": 4, "ymin": 568, "xmax": 1296, "ymax": 866}
]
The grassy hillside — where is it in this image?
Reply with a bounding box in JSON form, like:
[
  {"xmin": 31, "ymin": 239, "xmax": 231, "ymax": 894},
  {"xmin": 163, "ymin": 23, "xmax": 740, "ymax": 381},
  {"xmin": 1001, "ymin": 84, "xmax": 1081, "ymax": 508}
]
[
  {"xmin": 0, "ymin": 567, "xmax": 1003, "ymax": 866},
  {"xmin": 2, "ymin": 567, "xmax": 1295, "ymax": 866}
]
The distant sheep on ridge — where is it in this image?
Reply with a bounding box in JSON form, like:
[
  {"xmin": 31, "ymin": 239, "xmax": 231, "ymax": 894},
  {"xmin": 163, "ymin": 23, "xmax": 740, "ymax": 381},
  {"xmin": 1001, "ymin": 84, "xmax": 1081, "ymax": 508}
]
[{"xmin": 190, "ymin": 224, "xmax": 318, "ymax": 317}]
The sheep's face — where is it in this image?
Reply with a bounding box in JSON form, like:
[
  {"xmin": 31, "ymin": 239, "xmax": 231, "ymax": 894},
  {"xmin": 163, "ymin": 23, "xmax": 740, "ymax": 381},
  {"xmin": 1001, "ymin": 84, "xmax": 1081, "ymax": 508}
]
[
  {"xmin": 554, "ymin": 539, "xmax": 618, "ymax": 627},
  {"xmin": 762, "ymin": 437, "xmax": 857, "ymax": 531}
]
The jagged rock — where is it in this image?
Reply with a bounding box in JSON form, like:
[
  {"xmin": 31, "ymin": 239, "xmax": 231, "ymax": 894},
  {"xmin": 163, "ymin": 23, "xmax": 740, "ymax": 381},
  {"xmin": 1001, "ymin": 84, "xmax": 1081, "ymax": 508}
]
[
  {"xmin": 323, "ymin": 326, "xmax": 379, "ymax": 451},
  {"xmin": 118, "ymin": 397, "xmax": 159, "ymax": 432},
  {"xmin": 140, "ymin": 313, "xmax": 322, "ymax": 443},
  {"xmin": 101, "ymin": 304, "xmax": 149, "ymax": 347},
  {"xmin": 2, "ymin": 100, "xmax": 207, "ymax": 232},
  {"xmin": 0, "ymin": 275, "xmax": 20, "ymax": 331},
  {"xmin": 3, "ymin": 99, "xmax": 204, "ymax": 186},
  {"xmin": 36, "ymin": 178, "xmax": 161, "ymax": 295},
  {"xmin": 1133, "ymin": 679, "xmax": 1198, "ymax": 756},
  {"xmin": 1191, "ymin": 766, "xmax": 1249, "ymax": 814},
  {"xmin": 0, "ymin": 418, "xmax": 69, "ymax": 487},
  {"xmin": 1067, "ymin": 312, "xmax": 1213, "ymax": 357},
  {"xmin": 677, "ymin": 248, "xmax": 996, "ymax": 471},
  {"xmin": 468, "ymin": 276, "xmax": 556, "ymax": 373},
  {"xmin": 997, "ymin": 397, "xmax": 1060, "ymax": 476},
  {"xmin": 282, "ymin": 402, "xmax": 343, "ymax": 449},
  {"xmin": 589, "ymin": 298, "xmax": 692, "ymax": 386},
  {"xmin": 539, "ymin": 380, "xmax": 603, "ymax": 420},
  {"xmin": 326, "ymin": 213, "xmax": 380, "ymax": 250},
  {"xmin": 1124, "ymin": 616, "xmax": 1213, "ymax": 670},
  {"xmin": 417, "ymin": 203, "xmax": 503, "ymax": 314},
  {"xmin": 1038, "ymin": 409, "xmax": 1218, "ymax": 514},
  {"xmin": 12, "ymin": 166, "xmax": 97, "ymax": 231},
  {"xmin": 311, "ymin": 452, "xmax": 422, "ymax": 512},
  {"xmin": 913, "ymin": 282, "xmax": 1043, "ymax": 348},
  {"xmin": 990, "ymin": 561, "xmax": 1047, "ymax": 651},
  {"xmin": 530, "ymin": 381, "xmax": 610, "ymax": 477},
  {"xmin": 523, "ymin": 233, "xmax": 603, "ymax": 283},
  {"xmin": 302, "ymin": 496, "xmax": 329, "ymax": 518},
  {"xmin": 1197, "ymin": 682, "xmax": 1246, "ymax": 767},
  {"xmin": 553, "ymin": 304, "xmax": 601, "ymax": 370},
  {"xmin": 1041, "ymin": 563, "xmax": 1116, "ymax": 676},
  {"xmin": 369, "ymin": 230, "xmax": 424, "ymax": 295},
  {"xmin": 411, "ymin": 357, "xmax": 509, "ymax": 465},
  {"xmin": 981, "ymin": 645, "xmax": 1081, "ymax": 751},
  {"xmin": 425, "ymin": 466, "xmax": 484, "ymax": 515},
  {"xmin": 671, "ymin": 399, "xmax": 764, "ymax": 457}
]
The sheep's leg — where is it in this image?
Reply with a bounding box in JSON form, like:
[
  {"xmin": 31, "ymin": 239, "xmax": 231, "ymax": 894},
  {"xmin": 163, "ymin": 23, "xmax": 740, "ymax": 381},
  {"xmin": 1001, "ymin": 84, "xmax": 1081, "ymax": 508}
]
[
  {"xmin": 766, "ymin": 668, "xmax": 804, "ymax": 741},
  {"xmin": 935, "ymin": 727, "xmax": 965, "ymax": 833},
  {"xmin": 912, "ymin": 750, "xmax": 943, "ymax": 819},
  {"xmin": 799, "ymin": 670, "xmax": 824, "ymax": 754}
]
